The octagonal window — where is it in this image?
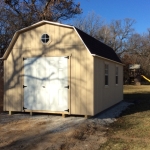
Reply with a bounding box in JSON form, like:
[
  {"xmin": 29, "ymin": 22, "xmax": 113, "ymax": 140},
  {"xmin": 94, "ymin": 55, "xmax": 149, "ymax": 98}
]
[{"xmin": 41, "ymin": 34, "xmax": 49, "ymax": 43}]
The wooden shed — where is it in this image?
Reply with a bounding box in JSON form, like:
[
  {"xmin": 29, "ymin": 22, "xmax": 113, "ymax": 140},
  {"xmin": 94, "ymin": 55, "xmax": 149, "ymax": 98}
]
[{"xmin": 1, "ymin": 21, "xmax": 123, "ymax": 117}]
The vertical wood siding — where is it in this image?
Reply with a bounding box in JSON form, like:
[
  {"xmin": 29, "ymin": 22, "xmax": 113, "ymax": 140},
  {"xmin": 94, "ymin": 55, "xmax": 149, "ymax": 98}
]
[
  {"xmin": 4, "ymin": 49, "xmax": 22, "ymax": 111},
  {"xmin": 0, "ymin": 63, "xmax": 3, "ymax": 112},
  {"xmin": 4, "ymin": 24, "xmax": 94, "ymax": 115},
  {"xmin": 94, "ymin": 57, "xmax": 123, "ymax": 115}
]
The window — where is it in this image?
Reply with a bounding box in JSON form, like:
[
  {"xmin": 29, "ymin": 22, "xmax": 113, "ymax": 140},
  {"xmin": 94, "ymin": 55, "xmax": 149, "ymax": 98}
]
[
  {"xmin": 105, "ymin": 64, "xmax": 109, "ymax": 85},
  {"xmin": 116, "ymin": 67, "xmax": 118, "ymax": 84},
  {"xmin": 41, "ymin": 34, "xmax": 49, "ymax": 43}
]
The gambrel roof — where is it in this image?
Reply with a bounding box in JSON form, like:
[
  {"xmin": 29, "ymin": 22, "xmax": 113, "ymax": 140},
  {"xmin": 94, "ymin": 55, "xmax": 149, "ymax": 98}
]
[
  {"xmin": 1, "ymin": 20, "xmax": 122, "ymax": 64},
  {"xmin": 75, "ymin": 28, "xmax": 122, "ymax": 63}
]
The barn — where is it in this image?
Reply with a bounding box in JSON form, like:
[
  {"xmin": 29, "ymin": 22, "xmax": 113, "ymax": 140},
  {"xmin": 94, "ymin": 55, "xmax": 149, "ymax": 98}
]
[{"xmin": 1, "ymin": 20, "xmax": 123, "ymax": 117}]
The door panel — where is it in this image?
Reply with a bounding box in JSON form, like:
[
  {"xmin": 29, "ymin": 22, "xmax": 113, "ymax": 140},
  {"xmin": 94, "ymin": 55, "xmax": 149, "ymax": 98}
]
[
  {"xmin": 24, "ymin": 58, "xmax": 37, "ymax": 110},
  {"xmin": 36, "ymin": 58, "xmax": 49, "ymax": 110},
  {"xmin": 24, "ymin": 57, "xmax": 68, "ymax": 111}
]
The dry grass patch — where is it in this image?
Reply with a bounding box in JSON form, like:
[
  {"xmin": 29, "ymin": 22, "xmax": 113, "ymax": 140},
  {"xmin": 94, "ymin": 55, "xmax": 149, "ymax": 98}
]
[
  {"xmin": 100, "ymin": 85, "xmax": 150, "ymax": 150},
  {"xmin": 124, "ymin": 85, "xmax": 150, "ymax": 94}
]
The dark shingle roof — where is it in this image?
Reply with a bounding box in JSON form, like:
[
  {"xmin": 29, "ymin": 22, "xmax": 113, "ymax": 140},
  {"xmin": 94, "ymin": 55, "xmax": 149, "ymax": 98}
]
[{"xmin": 75, "ymin": 28, "xmax": 122, "ymax": 63}]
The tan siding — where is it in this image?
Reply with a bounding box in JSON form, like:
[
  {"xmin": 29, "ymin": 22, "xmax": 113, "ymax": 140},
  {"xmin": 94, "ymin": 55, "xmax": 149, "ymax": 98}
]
[
  {"xmin": 94, "ymin": 57, "xmax": 123, "ymax": 115},
  {"xmin": 4, "ymin": 23, "xmax": 94, "ymax": 115},
  {"xmin": 75, "ymin": 46, "xmax": 81, "ymax": 114},
  {"xmin": 5, "ymin": 52, "xmax": 13, "ymax": 111},
  {"xmin": 22, "ymin": 32, "xmax": 31, "ymax": 49},
  {"xmin": 70, "ymin": 49, "xmax": 76, "ymax": 114},
  {"xmin": 4, "ymin": 49, "xmax": 22, "ymax": 111},
  {"xmin": 30, "ymin": 28, "xmax": 37, "ymax": 49},
  {"xmin": 53, "ymin": 25, "xmax": 60, "ymax": 47},
  {"xmin": 86, "ymin": 51, "xmax": 94, "ymax": 115},
  {"xmin": 94, "ymin": 58, "xmax": 103, "ymax": 115},
  {"xmin": 59, "ymin": 26, "xmax": 73, "ymax": 45},
  {"xmin": 80, "ymin": 47, "xmax": 87, "ymax": 114},
  {"xmin": 13, "ymin": 35, "xmax": 23, "ymax": 49},
  {"xmin": 3, "ymin": 61, "xmax": 6, "ymax": 111}
]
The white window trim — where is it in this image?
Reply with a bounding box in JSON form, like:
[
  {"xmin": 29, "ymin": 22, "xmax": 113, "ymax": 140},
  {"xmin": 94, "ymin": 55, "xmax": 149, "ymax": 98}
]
[{"xmin": 41, "ymin": 33, "xmax": 51, "ymax": 45}]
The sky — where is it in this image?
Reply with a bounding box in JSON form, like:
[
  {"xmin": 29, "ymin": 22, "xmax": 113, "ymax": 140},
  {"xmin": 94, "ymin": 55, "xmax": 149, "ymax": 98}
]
[{"xmin": 71, "ymin": 0, "xmax": 150, "ymax": 34}]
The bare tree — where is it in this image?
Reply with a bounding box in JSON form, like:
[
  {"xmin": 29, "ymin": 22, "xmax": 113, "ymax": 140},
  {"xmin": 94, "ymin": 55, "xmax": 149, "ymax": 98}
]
[
  {"xmin": 0, "ymin": 0, "xmax": 82, "ymax": 56},
  {"xmin": 95, "ymin": 18, "xmax": 136, "ymax": 56},
  {"xmin": 73, "ymin": 12, "xmax": 150, "ymax": 81},
  {"xmin": 125, "ymin": 32, "xmax": 150, "ymax": 77},
  {"xmin": 107, "ymin": 18, "xmax": 135, "ymax": 55},
  {"xmin": 73, "ymin": 13, "xmax": 135, "ymax": 56},
  {"xmin": 73, "ymin": 12, "xmax": 105, "ymax": 38}
]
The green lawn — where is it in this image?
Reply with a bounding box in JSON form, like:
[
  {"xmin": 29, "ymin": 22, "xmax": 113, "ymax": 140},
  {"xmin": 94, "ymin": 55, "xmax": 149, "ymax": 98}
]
[{"xmin": 100, "ymin": 85, "xmax": 150, "ymax": 150}]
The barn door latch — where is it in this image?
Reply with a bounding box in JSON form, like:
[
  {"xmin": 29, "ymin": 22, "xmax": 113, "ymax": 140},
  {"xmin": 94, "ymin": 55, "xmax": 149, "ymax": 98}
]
[
  {"xmin": 64, "ymin": 85, "xmax": 69, "ymax": 89},
  {"xmin": 64, "ymin": 109, "xmax": 69, "ymax": 112},
  {"xmin": 23, "ymin": 85, "xmax": 27, "ymax": 88}
]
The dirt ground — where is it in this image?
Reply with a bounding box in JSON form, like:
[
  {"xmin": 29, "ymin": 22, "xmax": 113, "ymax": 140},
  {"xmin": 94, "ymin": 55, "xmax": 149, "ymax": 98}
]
[{"xmin": 0, "ymin": 112, "xmax": 108, "ymax": 150}]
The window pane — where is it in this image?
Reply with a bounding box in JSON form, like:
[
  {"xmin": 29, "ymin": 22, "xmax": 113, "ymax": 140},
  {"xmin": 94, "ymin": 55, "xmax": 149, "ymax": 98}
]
[
  {"xmin": 41, "ymin": 34, "xmax": 45, "ymax": 39},
  {"xmin": 45, "ymin": 34, "xmax": 49, "ymax": 39},
  {"xmin": 116, "ymin": 76, "xmax": 118, "ymax": 84},
  {"xmin": 41, "ymin": 38, "xmax": 45, "ymax": 43},
  {"xmin": 105, "ymin": 70, "xmax": 108, "ymax": 74},
  {"xmin": 45, "ymin": 39, "xmax": 49, "ymax": 42},
  {"xmin": 41, "ymin": 34, "xmax": 50, "ymax": 43},
  {"xmin": 105, "ymin": 75, "xmax": 108, "ymax": 85},
  {"xmin": 105, "ymin": 64, "xmax": 109, "ymax": 85}
]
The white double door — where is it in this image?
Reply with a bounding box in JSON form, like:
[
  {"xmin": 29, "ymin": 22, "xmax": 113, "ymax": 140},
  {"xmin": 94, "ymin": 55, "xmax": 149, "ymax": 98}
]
[{"xmin": 24, "ymin": 57, "xmax": 68, "ymax": 111}]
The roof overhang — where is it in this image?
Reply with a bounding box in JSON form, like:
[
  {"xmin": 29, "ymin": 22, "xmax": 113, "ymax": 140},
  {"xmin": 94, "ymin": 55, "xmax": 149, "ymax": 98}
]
[{"xmin": 92, "ymin": 54, "xmax": 124, "ymax": 66}]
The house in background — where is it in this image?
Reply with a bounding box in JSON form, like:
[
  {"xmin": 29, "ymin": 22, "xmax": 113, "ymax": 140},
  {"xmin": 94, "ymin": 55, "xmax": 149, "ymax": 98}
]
[{"xmin": 1, "ymin": 20, "xmax": 123, "ymax": 117}]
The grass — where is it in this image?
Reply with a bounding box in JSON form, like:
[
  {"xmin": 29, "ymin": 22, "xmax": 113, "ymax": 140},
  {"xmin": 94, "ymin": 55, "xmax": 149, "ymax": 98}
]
[{"xmin": 100, "ymin": 85, "xmax": 150, "ymax": 150}]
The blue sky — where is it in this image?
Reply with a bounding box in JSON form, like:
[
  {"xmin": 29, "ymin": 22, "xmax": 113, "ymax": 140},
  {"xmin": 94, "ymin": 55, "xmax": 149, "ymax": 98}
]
[{"xmin": 72, "ymin": 0, "xmax": 150, "ymax": 34}]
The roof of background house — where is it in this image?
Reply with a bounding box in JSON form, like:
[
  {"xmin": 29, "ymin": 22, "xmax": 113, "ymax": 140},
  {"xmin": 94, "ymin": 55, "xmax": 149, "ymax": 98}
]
[{"xmin": 75, "ymin": 28, "xmax": 122, "ymax": 63}]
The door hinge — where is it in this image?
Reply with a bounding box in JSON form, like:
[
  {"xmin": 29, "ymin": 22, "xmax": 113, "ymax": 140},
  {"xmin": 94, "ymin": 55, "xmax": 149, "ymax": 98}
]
[
  {"xmin": 64, "ymin": 85, "xmax": 69, "ymax": 89},
  {"xmin": 23, "ymin": 106, "xmax": 27, "ymax": 110},
  {"xmin": 23, "ymin": 57, "xmax": 27, "ymax": 61},
  {"xmin": 23, "ymin": 85, "xmax": 27, "ymax": 88},
  {"xmin": 64, "ymin": 56, "xmax": 69, "ymax": 59},
  {"xmin": 64, "ymin": 109, "xmax": 69, "ymax": 112}
]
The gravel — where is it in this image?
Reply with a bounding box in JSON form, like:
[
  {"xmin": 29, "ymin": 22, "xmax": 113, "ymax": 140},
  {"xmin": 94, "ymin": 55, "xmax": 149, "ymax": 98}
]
[
  {"xmin": 0, "ymin": 101, "xmax": 133, "ymax": 127},
  {"xmin": 90, "ymin": 101, "xmax": 134, "ymax": 125}
]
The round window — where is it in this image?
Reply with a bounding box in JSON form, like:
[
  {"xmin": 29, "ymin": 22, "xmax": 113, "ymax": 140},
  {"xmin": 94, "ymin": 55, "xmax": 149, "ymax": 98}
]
[{"xmin": 41, "ymin": 34, "xmax": 50, "ymax": 43}]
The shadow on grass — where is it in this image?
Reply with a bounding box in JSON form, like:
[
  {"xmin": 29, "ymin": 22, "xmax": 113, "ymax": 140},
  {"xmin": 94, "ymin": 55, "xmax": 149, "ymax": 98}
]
[{"xmin": 122, "ymin": 93, "xmax": 150, "ymax": 116}]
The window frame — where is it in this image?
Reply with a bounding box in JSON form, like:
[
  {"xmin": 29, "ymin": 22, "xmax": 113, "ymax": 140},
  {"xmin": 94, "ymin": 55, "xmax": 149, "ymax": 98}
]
[
  {"xmin": 41, "ymin": 33, "xmax": 50, "ymax": 44},
  {"xmin": 115, "ymin": 66, "xmax": 119, "ymax": 85},
  {"xmin": 105, "ymin": 64, "xmax": 109, "ymax": 86}
]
